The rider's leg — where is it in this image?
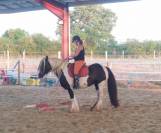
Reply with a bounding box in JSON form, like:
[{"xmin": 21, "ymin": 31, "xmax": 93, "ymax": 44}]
[{"xmin": 73, "ymin": 60, "xmax": 85, "ymax": 89}]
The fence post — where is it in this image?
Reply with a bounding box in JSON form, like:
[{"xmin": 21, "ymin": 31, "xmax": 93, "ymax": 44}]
[
  {"xmin": 105, "ymin": 51, "xmax": 108, "ymax": 62},
  {"xmin": 58, "ymin": 51, "xmax": 61, "ymax": 59},
  {"xmin": 153, "ymin": 50, "xmax": 156, "ymax": 59},
  {"xmin": 122, "ymin": 50, "xmax": 125, "ymax": 59},
  {"xmin": 22, "ymin": 50, "xmax": 26, "ymax": 73},
  {"xmin": 18, "ymin": 60, "xmax": 20, "ymax": 85},
  {"xmin": 3, "ymin": 51, "xmax": 6, "ymax": 59},
  {"xmin": 23, "ymin": 50, "xmax": 26, "ymax": 60},
  {"xmin": 90, "ymin": 50, "xmax": 93, "ymax": 60},
  {"xmin": 7, "ymin": 50, "xmax": 10, "ymax": 69},
  {"xmin": 159, "ymin": 51, "xmax": 160, "ymax": 59}
]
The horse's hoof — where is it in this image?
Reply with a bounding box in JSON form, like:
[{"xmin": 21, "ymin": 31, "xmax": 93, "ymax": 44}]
[
  {"xmin": 90, "ymin": 108, "xmax": 94, "ymax": 111},
  {"xmin": 96, "ymin": 108, "xmax": 102, "ymax": 112},
  {"xmin": 112, "ymin": 105, "xmax": 120, "ymax": 109},
  {"xmin": 70, "ymin": 108, "xmax": 80, "ymax": 113},
  {"xmin": 90, "ymin": 106, "xmax": 102, "ymax": 112},
  {"xmin": 113, "ymin": 102, "xmax": 120, "ymax": 108}
]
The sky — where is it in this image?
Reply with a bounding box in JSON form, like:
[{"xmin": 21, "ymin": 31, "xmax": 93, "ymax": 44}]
[{"xmin": 0, "ymin": 0, "xmax": 161, "ymax": 42}]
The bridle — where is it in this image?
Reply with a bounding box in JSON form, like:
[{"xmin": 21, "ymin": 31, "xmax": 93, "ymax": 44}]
[{"xmin": 39, "ymin": 58, "xmax": 67, "ymax": 79}]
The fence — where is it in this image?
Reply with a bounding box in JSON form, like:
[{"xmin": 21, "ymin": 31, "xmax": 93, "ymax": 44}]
[
  {"xmin": 0, "ymin": 60, "xmax": 20, "ymax": 85},
  {"xmin": 0, "ymin": 51, "xmax": 58, "ymax": 86},
  {"xmin": 0, "ymin": 50, "xmax": 161, "ymax": 87}
]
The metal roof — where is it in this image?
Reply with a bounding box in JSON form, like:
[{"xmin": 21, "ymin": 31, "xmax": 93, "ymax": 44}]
[
  {"xmin": 0, "ymin": 0, "xmax": 42, "ymax": 13},
  {"xmin": 56, "ymin": 0, "xmax": 138, "ymax": 7},
  {"xmin": 0, "ymin": 0, "xmax": 139, "ymax": 14}
]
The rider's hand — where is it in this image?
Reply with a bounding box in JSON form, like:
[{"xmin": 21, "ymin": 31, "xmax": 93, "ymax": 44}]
[
  {"xmin": 68, "ymin": 56, "xmax": 74, "ymax": 60},
  {"xmin": 64, "ymin": 56, "xmax": 73, "ymax": 61}
]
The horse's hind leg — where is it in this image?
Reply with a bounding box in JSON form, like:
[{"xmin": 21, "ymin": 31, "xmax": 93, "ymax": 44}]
[{"xmin": 91, "ymin": 82, "xmax": 104, "ymax": 111}]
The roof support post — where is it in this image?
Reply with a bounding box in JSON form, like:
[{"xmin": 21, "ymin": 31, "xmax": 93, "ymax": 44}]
[
  {"xmin": 36, "ymin": 0, "xmax": 69, "ymax": 59},
  {"xmin": 62, "ymin": 7, "xmax": 69, "ymax": 59}
]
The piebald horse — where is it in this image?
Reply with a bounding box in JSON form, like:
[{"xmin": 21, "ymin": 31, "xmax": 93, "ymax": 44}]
[{"xmin": 38, "ymin": 56, "xmax": 119, "ymax": 112}]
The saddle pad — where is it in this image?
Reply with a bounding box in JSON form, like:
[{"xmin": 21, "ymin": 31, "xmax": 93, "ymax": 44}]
[{"xmin": 67, "ymin": 63, "xmax": 88, "ymax": 78}]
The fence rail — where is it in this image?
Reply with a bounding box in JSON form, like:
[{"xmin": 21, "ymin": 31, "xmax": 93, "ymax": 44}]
[{"xmin": 0, "ymin": 50, "xmax": 161, "ymax": 86}]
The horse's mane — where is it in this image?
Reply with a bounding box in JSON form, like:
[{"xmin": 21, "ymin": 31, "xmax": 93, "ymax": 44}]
[{"xmin": 50, "ymin": 58, "xmax": 68, "ymax": 77}]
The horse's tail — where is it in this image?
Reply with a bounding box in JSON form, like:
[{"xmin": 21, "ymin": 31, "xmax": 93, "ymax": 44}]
[{"xmin": 106, "ymin": 67, "xmax": 119, "ymax": 108}]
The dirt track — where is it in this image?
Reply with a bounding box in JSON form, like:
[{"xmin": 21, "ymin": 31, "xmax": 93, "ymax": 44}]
[{"xmin": 0, "ymin": 85, "xmax": 161, "ymax": 133}]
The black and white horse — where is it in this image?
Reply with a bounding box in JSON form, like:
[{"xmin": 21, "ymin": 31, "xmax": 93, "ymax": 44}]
[{"xmin": 38, "ymin": 56, "xmax": 119, "ymax": 112}]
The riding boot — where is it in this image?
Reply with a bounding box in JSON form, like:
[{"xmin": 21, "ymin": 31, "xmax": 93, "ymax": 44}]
[{"xmin": 73, "ymin": 75, "xmax": 80, "ymax": 89}]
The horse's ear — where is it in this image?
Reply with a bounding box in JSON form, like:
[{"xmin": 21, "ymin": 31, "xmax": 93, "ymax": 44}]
[{"xmin": 45, "ymin": 56, "xmax": 48, "ymax": 60}]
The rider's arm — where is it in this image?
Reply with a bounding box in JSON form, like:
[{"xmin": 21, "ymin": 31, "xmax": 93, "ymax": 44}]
[{"xmin": 71, "ymin": 45, "xmax": 83, "ymax": 58}]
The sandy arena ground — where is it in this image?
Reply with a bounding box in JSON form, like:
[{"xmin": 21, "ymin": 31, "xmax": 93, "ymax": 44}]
[{"xmin": 0, "ymin": 85, "xmax": 161, "ymax": 133}]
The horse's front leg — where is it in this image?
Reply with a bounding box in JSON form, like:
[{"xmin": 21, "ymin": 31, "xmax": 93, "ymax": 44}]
[
  {"xmin": 59, "ymin": 73, "xmax": 79, "ymax": 112},
  {"xmin": 70, "ymin": 95, "xmax": 79, "ymax": 113},
  {"xmin": 65, "ymin": 87, "xmax": 79, "ymax": 112}
]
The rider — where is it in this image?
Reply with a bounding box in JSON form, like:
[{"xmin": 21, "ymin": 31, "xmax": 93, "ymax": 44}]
[{"xmin": 70, "ymin": 35, "xmax": 85, "ymax": 89}]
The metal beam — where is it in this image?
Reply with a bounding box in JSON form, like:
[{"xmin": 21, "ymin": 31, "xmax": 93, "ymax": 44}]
[
  {"xmin": 67, "ymin": 0, "xmax": 138, "ymax": 6},
  {"xmin": 39, "ymin": 0, "xmax": 69, "ymax": 59},
  {"xmin": 42, "ymin": 1, "xmax": 64, "ymax": 19}
]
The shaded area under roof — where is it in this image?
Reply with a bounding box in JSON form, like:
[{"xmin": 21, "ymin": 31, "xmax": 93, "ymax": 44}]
[{"xmin": 0, "ymin": 0, "xmax": 138, "ymax": 14}]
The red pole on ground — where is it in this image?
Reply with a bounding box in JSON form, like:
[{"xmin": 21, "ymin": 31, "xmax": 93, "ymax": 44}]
[{"xmin": 36, "ymin": 0, "xmax": 69, "ymax": 59}]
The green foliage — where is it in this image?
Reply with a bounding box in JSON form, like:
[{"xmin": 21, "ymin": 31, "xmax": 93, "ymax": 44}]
[
  {"xmin": 0, "ymin": 7, "xmax": 159, "ymax": 57},
  {"xmin": 0, "ymin": 28, "xmax": 61, "ymax": 54},
  {"xmin": 71, "ymin": 5, "xmax": 116, "ymax": 48},
  {"xmin": 111, "ymin": 40, "xmax": 161, "ymax": 56},
  {"xmin": 3, "ymin": 28, "xmax": 29, "ymax": 45},
  {"xmin": 0, "ymin": 37, "xmax": 9, "ymax": 51},
  {"xmin": 56, "ymin": 5, "xmax": 117, "ymax": 53},
  {"xmin": 0, "ymin": 28, "xmax": 161, "ymax": 57}
]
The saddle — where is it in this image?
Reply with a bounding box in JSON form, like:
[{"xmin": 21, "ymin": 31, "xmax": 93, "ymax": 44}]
[{"xmin": 67, "ymin": 63, "xmax": 88, "ymax": 78}]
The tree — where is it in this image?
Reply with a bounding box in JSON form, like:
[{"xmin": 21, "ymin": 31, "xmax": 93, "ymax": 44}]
[
  {"xmin": 2, "ymin": 29, "xmax": 30, "ymax": 53},
  {"xmin": 32, "ymin": 33, "xmax": 56, "ymax": 53},
  {"xmin": 0, "ymin": 37, "xmax": 10, "ymax": 51},
  {"xmin": 3, "ymin": 28, "xmax": 29, "ymax": 44},
  {"xmin": 32, "ymin": 34, "xmax": 60, "ymax": 53},
  {"xmin": 56, "ymin": 6, "xmax": 117, "ymax": 52},
  {"xmin": 71, "ymin": 6, "xmax": 116, "ymax": 49},
  {"xmin": 125, "ymin": 39, "xmax": 144, "ymax": 55},
  {"xmin": 142, "ymin": 40, "xmax": 157, "ymax": 55}
]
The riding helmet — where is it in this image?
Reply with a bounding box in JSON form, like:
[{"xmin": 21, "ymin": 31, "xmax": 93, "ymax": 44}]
[{"xmin": 72, "ymin": 35, "xmax": 81, "ymax": 43}]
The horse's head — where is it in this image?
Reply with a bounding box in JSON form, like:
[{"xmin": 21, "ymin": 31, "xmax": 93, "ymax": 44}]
[{"xmin": 38, "ymin": 56, "xmax": 52, "ymax": 78}]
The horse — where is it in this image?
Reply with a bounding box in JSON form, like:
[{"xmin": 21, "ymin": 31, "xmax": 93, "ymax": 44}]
[{"xmin": 38, "ymin": 56, "xmax": 119, "ymax": 112}]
